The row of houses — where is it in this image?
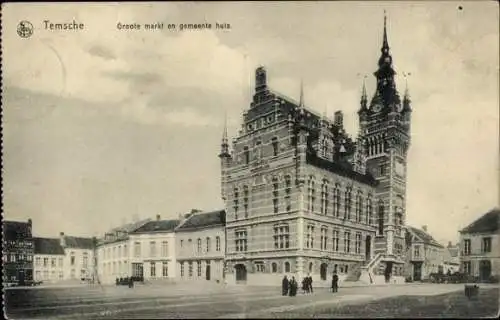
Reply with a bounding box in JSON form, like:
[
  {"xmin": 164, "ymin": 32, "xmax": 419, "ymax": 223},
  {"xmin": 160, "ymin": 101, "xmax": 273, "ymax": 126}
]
[{"xmin": 3, "ymin": 207, "xmax": 498, "ymax": 286}]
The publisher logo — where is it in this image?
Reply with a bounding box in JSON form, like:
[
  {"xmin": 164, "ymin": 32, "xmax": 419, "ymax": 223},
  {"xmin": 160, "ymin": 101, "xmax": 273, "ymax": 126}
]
[{"xmin": 17, "ymin": 20, "xmax": 34, "ymax": 38}]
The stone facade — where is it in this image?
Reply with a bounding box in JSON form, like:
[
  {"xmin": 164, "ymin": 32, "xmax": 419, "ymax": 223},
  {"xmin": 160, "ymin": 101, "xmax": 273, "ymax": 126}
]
[
  {"xmin": 220, "ymin": 15, "xmax": 411, "ymax": 286},
  {"xmin": 404, "ymin": 226, "xmax": 445, "ymax": 281}
]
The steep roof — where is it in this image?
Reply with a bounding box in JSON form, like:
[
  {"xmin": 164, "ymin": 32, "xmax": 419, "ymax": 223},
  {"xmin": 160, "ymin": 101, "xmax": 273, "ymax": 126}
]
[
  {"xmin": 131, "ymin": 219, "xmax": 181, "ymax": 234},
  {"xmin": 176, "ymin": 210, "xmax": 226, "ymax": 231},
  {"xmin": 460, "ymin": 208, "xmax": 500, "ymax": 234},
  {"xmin": 110, "ymin": 218, "xmax": 152, "ymax": 233},
  {"xmin": 408, "ymin": 226, "xmax": 444, "ymax": 248},
  {"xmin": 63, "ymin": 236, "xmax": 94, "ymax": 249},
  {"xmin": 33, "ymin": 237, "xmax": 65, "ymax": 255},
  {"xmin": 4, "ymin": 221, "xmax": 32, "ymax": 239},
  {"xmin": 306, "ymin": 152, "xmax": 378, "ymax": 186}
]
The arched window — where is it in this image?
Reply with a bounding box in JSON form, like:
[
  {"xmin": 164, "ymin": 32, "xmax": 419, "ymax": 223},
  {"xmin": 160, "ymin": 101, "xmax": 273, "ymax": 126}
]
[
  {"xmin": 355, "ymin": 190, "xmax": 363, "ymax": 222},
  {"xmin": 344, "ymin": 186, "xmax": 352, "ymax": 220},
  {"xmin": 272, "ymin": 262, "xmax": 278, "ymax": 273},
  {"xmin": 321, "ymin": 180, "xmax": 328, "ymax": 215},
  {"xmin": 333, "ymin": 183, "xmax": 341, "ymax": 217},
  {"xmin": 284, "ymin": 261, "xmax": 291, "ymax": 273},
  {"xmin": 366, "ymin": 195, "xmax": 373, "ymax": 225},
  {"xmin": 307, "ymin": 176, "xmax": 316, "ymax": 213}
]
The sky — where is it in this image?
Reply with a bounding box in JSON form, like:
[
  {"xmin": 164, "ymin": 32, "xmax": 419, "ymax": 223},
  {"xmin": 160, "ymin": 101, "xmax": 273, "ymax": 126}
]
[{"xmin": 2, "ymin": 2, "xmax": 498, "ymax": 245}]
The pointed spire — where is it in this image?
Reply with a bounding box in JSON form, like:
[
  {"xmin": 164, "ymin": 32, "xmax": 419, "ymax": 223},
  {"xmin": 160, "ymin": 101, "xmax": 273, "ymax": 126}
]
[
  {"xmin": 382, "ymin": 10, "xmax": 389, "ymax": 52},
  {"xmin": 358, "ymin": 76, "xmax": 368, "ymax": 114},
  {"xmin": 222, "ymin": 110, "xmax": 228, "ymax": 143},
  {"xmin": 299, "ymin": 79, "xmax": 305, "ymax": 109}
]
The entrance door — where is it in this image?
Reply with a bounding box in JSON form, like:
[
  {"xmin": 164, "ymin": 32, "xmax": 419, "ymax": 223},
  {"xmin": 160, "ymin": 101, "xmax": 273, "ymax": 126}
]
[
  {"xmin": 206, "ymin": 265, "xmax": 211, "ymax": 280},
  {"xmin": 479, "ymin": 260, "xmax": 491, "ymax": 281},
  {"xmin": 413, "ymin": 262, "xmax": 422, "ymax": 281},
  {"xmin": 235, "ymin": 264, "xmax": 247, "ymax": 283},
  {"xmin": 365, "ymin": 235, "xmax": 372, "ymax": 261},
  {"xmin": 320, "ymin": 263, "xmax": 328, "ymax": 280},
  {"xmin": 18, "ymin": 270, "xmax": 25, "ymax": 286}
]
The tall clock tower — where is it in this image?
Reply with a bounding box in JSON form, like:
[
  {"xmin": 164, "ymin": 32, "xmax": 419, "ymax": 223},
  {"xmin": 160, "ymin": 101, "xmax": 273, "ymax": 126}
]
[{"xmin": 358, "ymin": 13, "xmax": 412, "ymax": 267}]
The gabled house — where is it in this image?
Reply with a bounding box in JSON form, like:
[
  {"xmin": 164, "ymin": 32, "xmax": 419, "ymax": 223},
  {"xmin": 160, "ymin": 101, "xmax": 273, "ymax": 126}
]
[
  {"xmin": 459, "ymin": 208, "xmax": 500, "ymax": 281},
  {"xmin": 405, "ymin": 225, "xmax": 445, "ymax": 281}
]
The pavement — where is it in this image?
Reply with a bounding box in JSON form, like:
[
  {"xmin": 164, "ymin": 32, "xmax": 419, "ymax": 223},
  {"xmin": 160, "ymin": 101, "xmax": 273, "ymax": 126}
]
[{"xmin": 4, "ymin": 282, "xmax": 491, "ymax": 319}]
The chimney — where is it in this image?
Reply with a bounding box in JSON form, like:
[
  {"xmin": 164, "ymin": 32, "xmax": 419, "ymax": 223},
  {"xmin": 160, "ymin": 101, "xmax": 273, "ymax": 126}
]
[
  {"xmin": 156, "ymin": 214, "xmax": 161, "ymax": 221},
  {"xmin": 334, "ymin": 111, "xmax": 344, "ymax": 127},
  {"xmin": 60, "ymin": 232, "xmax": 66, "ymax": 247},
  {"xmin": 422, "ymin": 225, "xmax": 427, "ymax": 232},
  {"xmin": 28, "ymin": 218, "xmax": 32, "ymax": 226},
  {"xmin": 448, "ymin": 241, "xmax": 452, "ymax": 248}
]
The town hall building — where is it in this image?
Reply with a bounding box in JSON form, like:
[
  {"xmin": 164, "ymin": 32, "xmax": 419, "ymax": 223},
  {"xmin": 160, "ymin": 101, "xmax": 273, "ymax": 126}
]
[{"xmin": 219, "ymin": 15, "xmax": 412, "ymax": 286}]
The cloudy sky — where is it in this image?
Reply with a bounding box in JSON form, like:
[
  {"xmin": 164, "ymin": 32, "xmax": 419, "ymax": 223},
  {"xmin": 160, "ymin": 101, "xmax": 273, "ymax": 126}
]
[{"xmin": 2, "ymin": 2, "xmax": 498, "ymax": 244}]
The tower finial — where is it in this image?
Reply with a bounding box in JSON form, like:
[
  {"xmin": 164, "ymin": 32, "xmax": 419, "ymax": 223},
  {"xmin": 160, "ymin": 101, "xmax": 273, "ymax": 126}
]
[
  {"xmin": 362, "ymin": 76, "xmax": 367, "ymax": 99},
  {"xmin": 223, "ymin": 110, "xmax": 228, "ymax": 141},
  {"xmin": 299, "ymin": 79, "xmax": 305, "ymax": 108},
  {"xmin": 382, "ymin": 10, "xmax": 389, "ymax": 52}
]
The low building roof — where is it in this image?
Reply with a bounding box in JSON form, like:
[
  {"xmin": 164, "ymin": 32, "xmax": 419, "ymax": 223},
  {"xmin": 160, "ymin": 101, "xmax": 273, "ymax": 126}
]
[
  {"xmin": 460, "ymin": 208, "xmax": 499, "ymax": 234},
  {"xmin": 131, "ymin": 219, "xmax": 181, "ymax": 233},
  {"xmin": 33, "ymin": 237, "xmax": 65, "ymax": 255},
  {"xmin": 408, "ymin": 226, "xmax": 444, "ymax": 248},
  {"xmin": 176, "ymin": 210, "xmax": 226, "ymax": 231},
  {"xmin": 63, "ymin": 236, "xmax": 95, "ymax": 249}
]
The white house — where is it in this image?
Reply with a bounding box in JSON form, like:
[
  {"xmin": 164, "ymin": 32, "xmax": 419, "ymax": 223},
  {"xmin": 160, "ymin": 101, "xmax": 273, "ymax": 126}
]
[
  {"xmin": 33, "ymin": 237, "xmax": 65, "ymax": 283},
  {"xmin": 96, "ymin": 218, "xmax": 151, "ymax": 284},
  {"xmin": 128, "ymin": 216, "xmax": 180, "ymax": 283}
]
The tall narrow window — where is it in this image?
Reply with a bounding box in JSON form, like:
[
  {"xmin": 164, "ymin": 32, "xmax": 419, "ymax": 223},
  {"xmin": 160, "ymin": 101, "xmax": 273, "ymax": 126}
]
[
  {"xmin": 243, "ymin": 186, "xmax": 249, "ymax": 218},
  {"xmin": 355, "ymin": 191, "xmax": 362, "ymax": 222},
  {"xmin": 274, "ymin": 224, "xmax": 290, "ymax": 249},
  {"xmin": 463, "ymin": 239, "xmax": 471, "ymax": 255},
  {"xmin": 320, "ymin": 227, "xmax": 328, "ymax": 250},
  {"xmin": 150, "ymin": 241, "xmax": 156, "ymax": 257},
  {"xmin": 233, "ymin": 187, "xmax": 239, "ymax": 220},
  {"xmin": 344, "ymin": 231, "xmax": 351, "ymax": 253},
  {"xmin": 197, "ymin": 238, "xmax": 202, "ymax": 253},
  {"xmin": 306, "ymin": 225, "xmax": 314, "ymax": 248},
  {"xmin": 134, "ymin": 242, "xmax": 141, "ymax": 257},
  {"xmin": 272, "ymin": 177, "xmax": 279, "ymax": 213},
  {"xmin": 378, "ymin": 201, "xmax": 385, "ymax": 236},
  {"xmin": 150, "ymin": 262, "xmax": 156, "ymax": 277},
  {"xmin": 244, "ymin": 146, "xmax": 250, "ymax": 164},
  {"xmin": 285, "ymin": 175, "xmax": 292, "ymax": 212},
  {"xmin": 162, "ymin": 262, "xmax": 168, "ymax": 277},
  {"xmin": 355, "ymin": 233, "xmax": 362, "ymax": 254},
  {"xmin": 366, "ymin": 195, "xmax": 372, "ymax": 225},
  {"xmin": 206, "ymin": 237, "xmax": 211, "ymax": 252},
  {"xmin": 321, "ymin": 181, "xmax": 328, "ymax": 215},
  {"xmin": 272, "ymin": 137, "xmax": 279, "ymax": 156},
  {"xmin": 197, "ymin": 261, "xmax": 202, "ymax": 277},
  {"xmin": 333, "ymin": 183, "xmax": 341, "ymax": 217},
  {"xmin": 162, "ymin": 241, "xmax": 168, "ymax": 257},
  {"xmin": 216, "ymin": 236, "xmax": 221, "ymax": 252},
  {"xmin": 235, "ymin": 230, "xmax": 248, "ymax": 252},
  {"xmin": 307, "ymin": 177, "xmax": 315, "ymax": 213},
  {"xmin": 332, "ymin": 229, "xmax": 339, "ymax": 252},
  {"xmin": 344, "ymin": 187, "xmax": 352, "ymax": 220}
]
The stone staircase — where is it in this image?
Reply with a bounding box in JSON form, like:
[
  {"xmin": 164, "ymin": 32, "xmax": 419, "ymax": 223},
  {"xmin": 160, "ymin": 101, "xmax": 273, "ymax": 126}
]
[{"xmin": 358, "ymin": 253, "xmax": 384, "ymax": 285}]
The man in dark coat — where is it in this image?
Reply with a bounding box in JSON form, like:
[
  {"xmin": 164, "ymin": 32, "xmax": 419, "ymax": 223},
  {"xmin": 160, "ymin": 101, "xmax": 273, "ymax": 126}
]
[
  {"xmin": 332, "ymin": 272, "xmax": 339, "ymax": 293},
  {"xmin": 308, "ymin": 274, "xmax": 314, "ymax": 293},
  {"xmin": 282, "ymin": 275, "xmax": 289, "ymax": 296},
  {"xmin": 289, "ymin": 277, "xmax": 297, "ymax": 296}
]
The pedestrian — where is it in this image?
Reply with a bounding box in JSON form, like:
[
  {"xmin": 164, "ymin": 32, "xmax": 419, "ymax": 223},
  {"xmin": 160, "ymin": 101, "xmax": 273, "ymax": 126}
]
[
  {"xmin": 308, "ymin": 274, "xmax": 314, "ymax": 293},
  {"xmin": 332, "ymin": 272, "xmax": 339, "ymax": 293},
  {"xmin": 289, "ymin": 277, "xmax": 297, "ymax": 297},
  {"xmin": 282, "ymin": 275, "xmax": 289, "ymax": 296},
  {"xmin": 301, "ymin": 278, "xmax": 307, "ymax": 294}
]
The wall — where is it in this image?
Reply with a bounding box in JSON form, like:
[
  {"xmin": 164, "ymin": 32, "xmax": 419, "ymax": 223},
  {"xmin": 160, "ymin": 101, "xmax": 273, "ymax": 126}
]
[
  {"xmin": 460, "ymin": 231, "xmax": 500, "ymax": 278},
  {"xmin": 34, "ymin": 254, "xmax": 65, "ymax": 282},
  {"xmin": 63, "ymin": 247, "xmax": 94, "ymax": 281},
  {"xmin": 97, "ymin": 238, "xmax": 130, "ymax": 284},
  {"xmin": 176, "ymin": 226, "xmax": 225, "ymax": 282},
  {"xmin": 128, "ymin": 232, "xmax": 177, "ymax": 281}
]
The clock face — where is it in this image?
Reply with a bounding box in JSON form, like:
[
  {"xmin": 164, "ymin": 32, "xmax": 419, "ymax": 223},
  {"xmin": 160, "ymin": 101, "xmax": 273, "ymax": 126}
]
[{"xmin": 372, "ymin": 104, "xmax": 382, "ymax": 113}]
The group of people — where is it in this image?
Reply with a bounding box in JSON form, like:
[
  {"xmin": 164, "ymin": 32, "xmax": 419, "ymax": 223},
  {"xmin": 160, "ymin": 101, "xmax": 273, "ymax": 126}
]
[
  {"xmin": 281, "ymin": 273, "xmax": 340, "ymax": 296},
  {"xmin": 282, "ymin": 275, "xmax": 299, "ymax": 296}
]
